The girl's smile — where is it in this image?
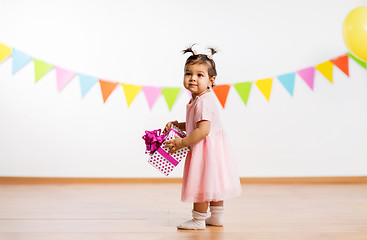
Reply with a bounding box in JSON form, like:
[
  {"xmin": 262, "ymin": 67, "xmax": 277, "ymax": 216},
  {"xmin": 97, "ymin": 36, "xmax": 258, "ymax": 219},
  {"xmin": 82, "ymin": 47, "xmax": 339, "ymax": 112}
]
[{"xmin": 183, "ymin": 64, "xmax": 215, "ymax": 99}]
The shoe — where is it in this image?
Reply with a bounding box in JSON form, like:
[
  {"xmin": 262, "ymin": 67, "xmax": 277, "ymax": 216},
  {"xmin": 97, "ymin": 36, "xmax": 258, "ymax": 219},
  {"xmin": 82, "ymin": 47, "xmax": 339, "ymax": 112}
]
[
  {"xmin": 177, "ymin": 210, "xmax": 207, "ymax": 230},
  {"xmin": 205, "ymin": 206, "xmax": 224, "ymax": 227}
]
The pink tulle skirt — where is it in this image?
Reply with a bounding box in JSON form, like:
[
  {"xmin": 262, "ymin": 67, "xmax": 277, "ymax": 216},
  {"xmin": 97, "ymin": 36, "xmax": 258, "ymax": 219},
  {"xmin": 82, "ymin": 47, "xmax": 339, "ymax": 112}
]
[{"xmin": 181, "ymin": 130, "xmax": 242, "ymax": 203}]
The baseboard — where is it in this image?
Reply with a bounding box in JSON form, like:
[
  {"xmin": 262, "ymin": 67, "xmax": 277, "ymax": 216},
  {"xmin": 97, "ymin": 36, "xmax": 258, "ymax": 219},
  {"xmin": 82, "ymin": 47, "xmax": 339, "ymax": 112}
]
[
  {"xmin": 240, "ymin": 176, "xmax": 367, "ymax": 184},
  {"xmin": 0, "ymin": 176, "xmax": 366, "ymax": 184}
]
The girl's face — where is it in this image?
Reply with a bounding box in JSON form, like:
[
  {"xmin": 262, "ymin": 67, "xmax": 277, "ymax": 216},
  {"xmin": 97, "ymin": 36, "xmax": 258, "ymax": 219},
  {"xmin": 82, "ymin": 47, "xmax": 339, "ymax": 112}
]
[{"xmin": 183, "ymin": 63, "xmax": 215, "ymax": 99}]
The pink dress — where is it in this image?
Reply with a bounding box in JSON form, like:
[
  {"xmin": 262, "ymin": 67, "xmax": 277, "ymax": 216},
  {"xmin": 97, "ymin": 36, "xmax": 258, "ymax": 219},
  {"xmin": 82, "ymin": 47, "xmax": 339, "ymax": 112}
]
[{"xmin": 181, "ymin": 91, "xmax": 242, "ymax": 203}]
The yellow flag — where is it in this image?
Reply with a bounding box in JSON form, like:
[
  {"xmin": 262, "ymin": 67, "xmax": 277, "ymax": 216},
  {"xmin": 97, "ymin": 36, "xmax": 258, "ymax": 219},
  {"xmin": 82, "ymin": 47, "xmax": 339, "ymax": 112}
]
[
  {"xmin": 316, "ymin": 61, "xmax": 333, "ymax": 83},
  {"xmin": 255, "ymin": 78, "xmax": 273, "ymax": 101},
  {"xmin": 121, "ymin": 83, "xmax": 142, "ymax": 107},
  {"xmin": 0, "ymin": 43, "xmax": 12, "ymax": 63}
]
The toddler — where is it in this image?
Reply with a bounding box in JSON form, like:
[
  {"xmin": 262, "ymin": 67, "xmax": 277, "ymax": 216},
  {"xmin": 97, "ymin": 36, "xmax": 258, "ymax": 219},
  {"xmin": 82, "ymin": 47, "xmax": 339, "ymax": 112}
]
[{"xmin": 164, "ymin": 44, "xmax": 242, "ymax": 230}]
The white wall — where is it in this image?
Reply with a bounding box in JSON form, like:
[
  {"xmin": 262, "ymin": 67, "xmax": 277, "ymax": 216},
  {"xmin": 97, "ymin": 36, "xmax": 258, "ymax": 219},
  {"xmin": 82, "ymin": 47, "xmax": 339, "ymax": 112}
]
[{"xmin": 0, "ymin": 0, "xmax": 366, "ymax": 178}]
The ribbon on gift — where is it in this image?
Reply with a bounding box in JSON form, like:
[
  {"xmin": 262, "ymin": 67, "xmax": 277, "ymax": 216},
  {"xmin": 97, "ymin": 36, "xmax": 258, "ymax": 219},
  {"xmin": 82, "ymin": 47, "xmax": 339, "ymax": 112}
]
[
  {"xmin": 157, "ymin": 148, "xmax": 179, "ymax": 166},
  {"xmin": 142, "ymin": 129, "xmax": 166, "ymax": 154},
  {"xmin": 142, "ymin": 126, "xmax": 186, "ymax": 154}
]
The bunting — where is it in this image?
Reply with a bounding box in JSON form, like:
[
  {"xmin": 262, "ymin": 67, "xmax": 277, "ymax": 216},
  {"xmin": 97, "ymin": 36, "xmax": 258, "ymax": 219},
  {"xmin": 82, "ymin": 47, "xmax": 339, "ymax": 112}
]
[
  {"xmin": 316, "ymin": 61, "xmax": 333, "ymax": 83},
  {"xmin": 162, "ymin": 87, "xmax": 181, "ymax": 111},
  {"xmin": 233, "ymin": 82, "xmax": 252, "ymax": 106},
  {"xmin": 121, "ymin": 83, "xmax": 142, "ymax": 107},
  {"xmin": 143, "ymin": 86, "xmax": 162, "ymax": 110},
  {"xmin": 0, "ymin": 43, "xmax": 11, "ymax": 62},
  {"xmin": 55, "ymin": 66, "xmax": 76, "ymax": 92},
  {"xmin": 78, "ymin": 73, "xmax": 99, "ymax": 98},
  {"xmin": 255, "ymin": 78, "xmax": 273, "ymax": 101},
  {"xmin": 213, "ymin": 84, "xmax": 231, "ymax": 108},
  {"xmin": 330, "ymin": 54, "xmax": 349, "ymax": 76},
  {"xmin": 34, "ymin": 59, "xmax": 53, "ymax": 82},
  {"xmin": 99, "ymin": 80, "xmax": 119, "ymax": 103},
  {"xmin": 11, "ymin": 49, "xmax": 32, "ymax": 74},
  {"xmin": 297, "ymin": 67, "xmax": 315, "ymax": 90},
  {"xmin": 347, "ymin": 52, "xmax": 366, "ymax": 69},
  {"xmin": 277, "ymin": 73, "xmax": 296, "ymax": 96},
  {"xmin": 0, "ymin": 42, "xmax": 365, "ymax": 111}
]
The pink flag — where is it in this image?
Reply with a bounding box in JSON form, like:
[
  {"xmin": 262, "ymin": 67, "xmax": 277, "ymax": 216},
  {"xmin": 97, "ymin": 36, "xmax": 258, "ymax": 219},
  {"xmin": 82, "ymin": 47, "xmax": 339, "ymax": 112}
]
[
  {"xmin": 297, "ymin": 67, "xmax": 315, "ymax": 90},
  {"xmin": 55, "ymin": 66, "xmax": 76, "ymax": 92},
  {"xmin": 142, "ymin": 86, "xmax": 163, "ymax": 110}
]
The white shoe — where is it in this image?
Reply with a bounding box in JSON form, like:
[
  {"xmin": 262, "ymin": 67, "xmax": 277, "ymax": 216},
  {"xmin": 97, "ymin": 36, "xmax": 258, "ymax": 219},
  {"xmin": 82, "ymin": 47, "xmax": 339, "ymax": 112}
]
[
  {"xmin": 205, "ymin": 206, "xmax": 224, "ymax": 226},
  {"xmin": 177, "ymin": 210, "xmax": 207, "ymax": 230}
]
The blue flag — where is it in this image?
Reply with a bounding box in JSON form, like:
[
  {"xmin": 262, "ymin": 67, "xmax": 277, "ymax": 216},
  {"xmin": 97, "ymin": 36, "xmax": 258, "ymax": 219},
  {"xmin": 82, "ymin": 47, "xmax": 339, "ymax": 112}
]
[
  {"xmin": 277, "ymin": 73, "xmax": 296, "ymax": 96},
  {"xmin": 78, "ymin": 73, "xmax": 99, "ymax": 98},
  {"xmin": 11, "ymin": 49, "xmax": 32, "ymax": 74}
]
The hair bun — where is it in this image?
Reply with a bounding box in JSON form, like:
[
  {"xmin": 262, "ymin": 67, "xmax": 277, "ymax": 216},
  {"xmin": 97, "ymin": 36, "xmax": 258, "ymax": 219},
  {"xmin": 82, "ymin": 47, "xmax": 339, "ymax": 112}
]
[
  {"xmin": 207, "ymin": 47, "xmax": 218, "ymax": 56},
  {"xmin": 183, "ymin": 44, "xmax": 218, "ymax": 78},
  {"xmin": 182, "ymin": 43, "xmax": 197, "ymax": 55}
]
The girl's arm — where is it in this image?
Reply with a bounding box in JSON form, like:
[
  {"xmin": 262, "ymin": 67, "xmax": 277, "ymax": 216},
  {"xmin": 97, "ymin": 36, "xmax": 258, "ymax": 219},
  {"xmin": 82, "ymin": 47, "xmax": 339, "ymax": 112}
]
[
  {"xmin": 177, "ymin": 122, "xmax": 186, "ymax": 131},
  {"xmin": 165, "ymin": 120, "xmax": 210, "ymax": 154},
  {"xmin": 163, "ymin": 121, "xmax": 186, "ymax": 134}
]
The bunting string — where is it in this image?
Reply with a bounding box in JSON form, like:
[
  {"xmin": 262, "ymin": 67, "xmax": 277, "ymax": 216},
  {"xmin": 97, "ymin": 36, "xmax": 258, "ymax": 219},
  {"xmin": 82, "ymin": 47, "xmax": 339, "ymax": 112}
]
[{"xmin": 0, "ymin": 42, "xmax": 365, "ymax": 110}]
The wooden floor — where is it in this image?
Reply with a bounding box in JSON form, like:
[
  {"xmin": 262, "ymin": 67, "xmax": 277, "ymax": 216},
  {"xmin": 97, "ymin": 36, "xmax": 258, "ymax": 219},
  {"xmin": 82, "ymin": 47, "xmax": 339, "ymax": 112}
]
[{"xmin": 0, "ymin": 181, "xmax": 366, "ymax": 240}]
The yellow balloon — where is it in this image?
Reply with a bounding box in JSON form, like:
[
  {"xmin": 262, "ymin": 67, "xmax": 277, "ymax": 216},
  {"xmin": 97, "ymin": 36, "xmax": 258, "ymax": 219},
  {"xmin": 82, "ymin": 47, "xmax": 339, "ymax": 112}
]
[{"xmin": 343, "ymin": 6, "xmax": 367, "ymax": 62}]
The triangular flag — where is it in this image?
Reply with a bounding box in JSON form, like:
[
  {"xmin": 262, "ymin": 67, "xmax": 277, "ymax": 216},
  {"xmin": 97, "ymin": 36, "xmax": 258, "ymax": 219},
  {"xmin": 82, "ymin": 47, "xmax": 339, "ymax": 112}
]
[
  {"xmin": 142, "ymin": 86, "xmax": 162, "ymax": 110},
  {"xmin": 277, "ymin": 73, "xmax": 296, "ymax": 96},
  {"xmin": 11, "ymin": 49, "xmax": 32, "ymax": 74},
  {"xmin": 99, "ymin": 79, "xmax": 119, "ymax": 103},
  {"xmin": 78, "ymin": 73, "xmax": 99, "ymax": 98},
  {"xmin": 255, "ymin": 78, "xmax": 273, "ymax": 101},
  {"xmin": 34, "ymin": 59, "xmax": 54, "ymax": 82},
  {"xmin": 233, "ymin": 82, "xmax": 252, "ymax": 106},
  {"xmin": 121, "ymin": 83, "xmax": 142, "ymax": 107},
  {"xmin": 0, "ymin": 43, "xmax": 12, "ymax": 63},
  {"xmin": 297, "ymin": 67, "xmax": 315, "ymax": 90},
  {"xmin": 161, "ymin": 87, "xmax": 181, "ymax": 111},
  {"xmin": 347, "ymin": 52, "xmax": 367, "ymax": 69},
  {"xmin": 330, "ymin": 54, "xmax": 349, "ymax": 77},
  {"xmin": 55, "ymin": 66, "xmax": 76, "ymax": 92},
  {"xmin": 212, "ymin": 84, "xmax": 231, "ymax": 108},
  {"xmin": 316, "ymin": 61, "xmax": 333, "ymax": 83}
]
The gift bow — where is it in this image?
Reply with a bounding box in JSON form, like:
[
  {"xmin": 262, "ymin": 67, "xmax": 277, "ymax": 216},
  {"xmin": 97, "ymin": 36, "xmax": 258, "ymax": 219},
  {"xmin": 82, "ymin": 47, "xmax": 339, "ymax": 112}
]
[{"xmin": 142, "ymin": 129, "xmax": 166, "ymax": 154}]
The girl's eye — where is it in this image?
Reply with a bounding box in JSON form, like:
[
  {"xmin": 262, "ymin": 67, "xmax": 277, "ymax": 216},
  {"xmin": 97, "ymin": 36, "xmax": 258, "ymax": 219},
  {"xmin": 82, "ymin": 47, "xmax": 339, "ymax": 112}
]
[
  {"xmin": 198, "ymin": 74, "xmax": 203, "ymax": 77},
  {"xmin": 185, "ymin": 73, "xmax": 191, "ymax": 76}
]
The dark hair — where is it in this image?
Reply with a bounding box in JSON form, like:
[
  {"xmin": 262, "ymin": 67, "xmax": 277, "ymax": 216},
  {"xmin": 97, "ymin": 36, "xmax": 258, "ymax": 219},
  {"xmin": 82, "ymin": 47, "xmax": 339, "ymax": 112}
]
[{"xmin": 182, "ymin": 44, "xmax": 218, "ymax": 79}]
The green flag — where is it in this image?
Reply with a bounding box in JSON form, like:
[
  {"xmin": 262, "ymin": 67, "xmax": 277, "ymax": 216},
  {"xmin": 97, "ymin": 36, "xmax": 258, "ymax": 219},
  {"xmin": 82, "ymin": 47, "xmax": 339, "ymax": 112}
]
[
  {"xmin": 34, "ymin": 59, "xmax": 53, "ymax": 82},
  {"xmin": 162, "ymin": 87, "xmax": 181, "ymax": 111},
  {"xmin": 233, "ymin": 82, "xmax": 252, "ymax": 106},
  {"xmin": 347, "ymin": 52, "xmax": 367, "ymax": 69}
]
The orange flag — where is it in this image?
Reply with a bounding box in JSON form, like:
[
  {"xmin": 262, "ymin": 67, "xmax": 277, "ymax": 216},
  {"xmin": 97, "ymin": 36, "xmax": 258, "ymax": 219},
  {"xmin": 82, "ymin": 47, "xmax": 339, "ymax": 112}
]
[
  {"xmin": 330, "ymin": 54, "xmax": 349, "ymax": 77},
  {"xmin": 99, "ymin": 79, "xmax": 119, "ymax": 103},
  {"xmin": 212, "ymin": 84, "xmax": 231, "ymax": 108}
]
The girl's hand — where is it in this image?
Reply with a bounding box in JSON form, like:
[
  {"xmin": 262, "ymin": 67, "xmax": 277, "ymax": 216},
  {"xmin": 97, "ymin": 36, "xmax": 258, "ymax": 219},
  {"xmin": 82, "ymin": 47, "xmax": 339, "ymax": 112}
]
[
  {"xmin": 163, "ymin": 120, "xmax": 178, "ymax": 134},
  {"xmin": 164, "ymin": 136, "xmax": 184, "ymax": 154}
]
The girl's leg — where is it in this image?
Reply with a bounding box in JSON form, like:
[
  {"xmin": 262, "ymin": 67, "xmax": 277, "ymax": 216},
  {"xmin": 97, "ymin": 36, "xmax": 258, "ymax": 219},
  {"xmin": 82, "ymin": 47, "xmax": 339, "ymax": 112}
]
[
  {"xmin": 177, "ymin": 202, "xmax": 208, "ymax": 230},
  {"xmin": 194, "ymin": 202, "xmax": 209, "ymax": 213},
  {"xmin": 206, "ymin": 201, "xmax": 224, "ymax": 226},
  {"xmin": 209, "ymin": 200, "xmax": 223, "ymax": 206}
]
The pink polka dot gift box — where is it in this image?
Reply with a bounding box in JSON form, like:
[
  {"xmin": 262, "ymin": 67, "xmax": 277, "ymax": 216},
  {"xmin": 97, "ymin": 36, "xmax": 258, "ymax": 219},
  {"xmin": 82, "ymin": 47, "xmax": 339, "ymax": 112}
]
[{"xmin": 142, "ymin": 125, "xmax": 190, "ymax": 176}]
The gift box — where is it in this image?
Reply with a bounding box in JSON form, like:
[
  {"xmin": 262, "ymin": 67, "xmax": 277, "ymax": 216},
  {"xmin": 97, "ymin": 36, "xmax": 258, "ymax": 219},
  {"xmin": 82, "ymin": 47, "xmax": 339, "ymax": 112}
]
[{"xmin": 142, "ymin": 125, "xmax": 190, "ymax": 176}]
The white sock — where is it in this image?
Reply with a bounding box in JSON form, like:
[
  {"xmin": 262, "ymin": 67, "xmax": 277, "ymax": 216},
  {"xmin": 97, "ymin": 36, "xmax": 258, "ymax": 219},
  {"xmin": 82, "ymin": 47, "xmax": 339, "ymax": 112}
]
[
  {"xmin": 177, "ymin": 210, "xmax": 207, "ymax": 230},
  {"xmin": 205, "ymin": 206, "xmax": 224, "ymax": 226}
]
